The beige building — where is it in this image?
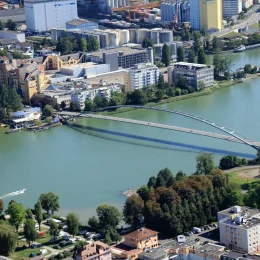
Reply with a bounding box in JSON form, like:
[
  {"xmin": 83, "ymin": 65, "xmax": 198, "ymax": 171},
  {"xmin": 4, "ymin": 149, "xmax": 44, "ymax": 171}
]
[
  {"xmin": 200, "ymin": 0, "xmax": 222, "ymax": 33},
  {"xmin": 218, "ymin": 206, "xmax": 260, "ymax": 253}
]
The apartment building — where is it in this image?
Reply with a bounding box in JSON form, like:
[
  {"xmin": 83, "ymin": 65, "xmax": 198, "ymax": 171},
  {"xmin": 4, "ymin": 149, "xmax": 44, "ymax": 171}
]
[
  {"xmin": 223, "ymin": 0, "xmax": 242, "ymax": 17},
  {"xmin": 168, "ymin": 62, "xmax": 214, "ymax": 89},
  {"xmin": 71, "ymin": 90, "xmax": 87, "ymax": 110},
  {"xmin": 124, "ymin": 63, "xmax": 159, "ymax": 91},
  {"xmin": 218, "ymin": 206, "xmax": 260, "ymax": 253}
]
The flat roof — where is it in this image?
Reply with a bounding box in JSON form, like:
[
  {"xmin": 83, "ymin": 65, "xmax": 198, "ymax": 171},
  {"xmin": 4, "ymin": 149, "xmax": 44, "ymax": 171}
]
[
  {"xmin": 60, "ymin": 62, "xmax": 100, "ymax": 69},
  {"xmin": 174, "ymin": 62, "xmax": 207, "ymax": 68},
  {"xmin": 196, "ymin": 243, "xmax": 225, "ymax": 256},
  {"xmin": 66, "ymin": 19, "xmax": 95, "ymax": 26},
  {"xmin": 25, "ymin": 0, "xmax": 73, "ymax": 2},
  {"xmin": 222, "ymin": 217, "xmax": 260, "ymax": 229},
  {"xmin": 88, "ymin": 46, "xmax": 147, "ymax": 58},
  {"xmin": 222, "ymin": 251, "xmax": 260, "ymax": 260},
  {"xmin": 139, "ymin": 249, "xmax": 167, "ymax": 259},
  {"xmin": 219, "ymin": 206, "xmax": 260, "ymax": 218}
]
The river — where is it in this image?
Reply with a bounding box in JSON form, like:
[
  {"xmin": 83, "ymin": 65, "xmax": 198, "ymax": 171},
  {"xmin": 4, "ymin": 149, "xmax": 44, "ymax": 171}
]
[{"xmin": 0, "ymin": 49, "xmax": 260, "ymax": 223}]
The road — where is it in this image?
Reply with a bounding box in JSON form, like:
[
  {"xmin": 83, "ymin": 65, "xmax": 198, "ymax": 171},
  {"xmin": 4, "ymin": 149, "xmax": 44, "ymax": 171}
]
[
  {"xmin": 212, "ymin": 12, "xmax": 260, "ymax": 38},
  {"xmin": 0, "ymin": 8, "xmax": 25, "ymax": 22}
]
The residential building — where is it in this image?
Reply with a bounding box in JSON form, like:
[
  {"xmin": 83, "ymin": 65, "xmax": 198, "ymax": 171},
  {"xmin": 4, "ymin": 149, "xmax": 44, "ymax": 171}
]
[
  {"xmin": 223, "ymin": 0, "xmax": 242, "ymax": 17},
  {"xmin": 221, "ymin": 251, "xmax": 260, "ymax": 260},
  {"xmin": 74, "ymin": 241, "xmax": 111, "ymax": 260},
  {"xmin": 242, "ymin": 0, "xmax": 253, "ymax": 9},
  {"xmin": 0, "ymin": 30, "xmax": 25, "ymax": 43},
  {"xmin": 24, "ymin": 0, "xmax": 78, "ymax": 31},
  {"xmin": 11, "ymin": 107, "xmax": 41, "ymax": 129},
  {"xmin": 218, "ymin": 206, "xmax": 260, "ymax": 253},
  {"xmin": 66, "ymin": 19, "xmax": 98, "ymax": 30},
  {"xmin": 139, "ymin": 250, "xmax": 168, "ymax": 260},
  {"xmin": 124, "ymin": 64, "xmax": 159, "ymax": 91},
  {"xmin": 71, "ymin": 90, "xmax": 87, "ymax": 110},
  {"xmin": 168, "ymin": 62, "xmax": 214, "ymax": 89}
]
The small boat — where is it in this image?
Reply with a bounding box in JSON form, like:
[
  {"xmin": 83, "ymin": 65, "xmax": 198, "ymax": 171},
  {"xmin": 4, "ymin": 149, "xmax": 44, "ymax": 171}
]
[
  {"xmin": 18, "ymin": 189, "xmax": 26, "ymax": 194},
  {"xmin": 233, "ymin": 45, "xmax": 246, "ymax": 53}
]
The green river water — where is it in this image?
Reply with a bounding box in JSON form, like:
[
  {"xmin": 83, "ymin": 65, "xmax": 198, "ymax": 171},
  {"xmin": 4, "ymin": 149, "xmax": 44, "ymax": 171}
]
[{"xmin": 1, "ymin": 50, "xmax": 260, "ymax": 222}]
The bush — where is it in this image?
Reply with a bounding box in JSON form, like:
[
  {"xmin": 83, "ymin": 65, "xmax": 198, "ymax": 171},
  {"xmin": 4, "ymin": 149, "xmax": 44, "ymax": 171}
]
[{"xmin": 175, "ymin": 88, "xmax": 181, "ymax": 96}]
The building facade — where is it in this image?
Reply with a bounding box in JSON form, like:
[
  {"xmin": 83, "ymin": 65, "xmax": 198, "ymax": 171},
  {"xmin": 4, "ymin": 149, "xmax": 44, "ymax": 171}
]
[
  {"xmin": 24, "ymin": 0, "xmax": 78, "ymax": 31},
  {"xmin": 0, "ymin": 31, "xmax": 25, "ymax": 43},
  {"xmin": 66, "ymin": 19, "xmax": 98, "ymax": 30},
  {"xmin": 242, "ymin": 0, "xmax": 253, "ymax": 9},
  {"xmin": 168, "ymin": 62, "xmax": 214, "ymax": 89},
  {"xmin": 71, "ymin": 90, "xmax": 87, "ymax": 110},
  {"xmin": 223, "ymin": 0, "xmax": 242, "ymax": 18},
  {"xmin": 190, "ymin": 0, "xmax": 200, "ymax": 30},
  {"xmin": 124, "ymin": 64, "xmax": 159, "ymax": 91},
  {"xmin": 218, "ymin": 206, "xmax": 260, "ymax": 253}
]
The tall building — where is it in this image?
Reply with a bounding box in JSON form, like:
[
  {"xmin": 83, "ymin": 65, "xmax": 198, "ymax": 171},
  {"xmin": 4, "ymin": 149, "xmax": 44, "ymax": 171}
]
[
  {"xmin": 181, "ymin": 1, "xmax": 190, "ymax": 23},
  {"xmin": 223, "ymin": 0, "xmax": 242, "ymax": 17},
  {"xmin": 218, "ymin": 206, "xmax": 260, "ymax": 253},
  {"xmin": 124, "ymin": 64, "xmax": 159, "ymax": 91},
  {"xmin": 161, "ymin": 1, "xmax": 182, "ymax": 23},
  {"xmin": 200, "ymin": 0, "xmax": 222, "ymax": 33},
  {"xmin": 24, "ymin": 0, "xmax": 78, "ymax": 32},
  {"xmin": 190, "ymin": 0, "xmax": 222, "ymax": 32}
]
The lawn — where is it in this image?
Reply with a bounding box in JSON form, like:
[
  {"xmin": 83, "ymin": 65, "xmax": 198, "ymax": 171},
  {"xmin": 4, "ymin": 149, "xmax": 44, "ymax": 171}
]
[
  {"xmin": 250, "ymin": 22, "xmax": 260, "ymax": 29},
  {"xmin": 220, "ymin": 31, "xmax": 244, "ymax": 39},
  {"xmin": 226, "ymin": 172, "xmax": 259, "ymax": 188}
]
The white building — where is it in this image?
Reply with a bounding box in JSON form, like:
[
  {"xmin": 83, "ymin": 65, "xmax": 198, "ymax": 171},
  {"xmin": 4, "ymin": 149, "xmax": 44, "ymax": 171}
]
[
  {"xmin": 71, "ymin": 90, "xmax": 87, "ymax": 110},
  {"xmin": 242, "ymin": 0, "xmax": 253, "ymax": 9},
  {"xmin": 190, "ymin": 0, "xmax": 200, "ymax": 30},
  {"xmin": 125, "ymin": 64, "xmax": 159, "ymax": 91},
  {"xmin": 223, "ymin": 0, "xmax": 242, "ymax": 18},
  {"xmin": 24, "ymin": 0, "xmax": 78, "ymax": 32},
  {"xmin": 218, "ymin": 206, "xmax": 260, "ymax": 253},
  {"xmin": 0, "ymin": 30, "xmax": 25, "ymax": 43}
]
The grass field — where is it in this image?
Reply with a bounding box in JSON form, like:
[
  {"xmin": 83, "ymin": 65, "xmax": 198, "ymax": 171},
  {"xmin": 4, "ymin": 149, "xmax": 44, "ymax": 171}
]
[
  {"xmin": 250, "ymin": 22, "xmax": 260, "ymax": 29},
  {"xmin": 220, "ymin": 31, "xmax": 244, "ymax": 38},
  {"xmin": 226, "ymin": 172, "xmax": 260, "ymax": 189}
]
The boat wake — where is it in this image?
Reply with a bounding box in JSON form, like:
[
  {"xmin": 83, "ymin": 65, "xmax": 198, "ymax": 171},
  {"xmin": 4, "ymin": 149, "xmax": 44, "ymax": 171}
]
[{"xmin": 0, "ymin": 189, "xmax": 26, "ymax": 199}]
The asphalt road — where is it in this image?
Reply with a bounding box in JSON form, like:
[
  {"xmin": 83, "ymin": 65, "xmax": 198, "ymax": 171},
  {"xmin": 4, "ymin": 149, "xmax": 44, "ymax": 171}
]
[
  {"xmin": 212, "ymin": 12, "xmax": 260, "ymax": 38},
  {"xmin": 0, "ymin": 8, "xmax": 25, "ymax": 22}
]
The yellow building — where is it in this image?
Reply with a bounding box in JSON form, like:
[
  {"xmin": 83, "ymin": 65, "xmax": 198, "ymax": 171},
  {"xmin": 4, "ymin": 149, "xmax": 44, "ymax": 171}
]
[{"xmin": 200, "ymin": 0, "xmax": 222, "ymax": 33}]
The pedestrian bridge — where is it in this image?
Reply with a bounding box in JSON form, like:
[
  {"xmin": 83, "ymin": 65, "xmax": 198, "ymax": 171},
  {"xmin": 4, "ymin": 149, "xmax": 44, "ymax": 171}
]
[{"xmin": 58, "ymin": 105, "xmax": 260, "ymax": 151}]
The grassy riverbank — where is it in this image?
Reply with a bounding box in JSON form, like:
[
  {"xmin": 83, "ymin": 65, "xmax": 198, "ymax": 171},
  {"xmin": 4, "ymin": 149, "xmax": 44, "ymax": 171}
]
[{"xmin": 101, "ymin": 74, "xmax": 260, "ymax": 116}]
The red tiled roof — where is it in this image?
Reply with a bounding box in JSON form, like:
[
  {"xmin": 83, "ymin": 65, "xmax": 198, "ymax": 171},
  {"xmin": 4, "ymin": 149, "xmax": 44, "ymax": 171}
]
[{"xmin": 124, "ymin": 228, "xmax": 158, "ymax": 241}]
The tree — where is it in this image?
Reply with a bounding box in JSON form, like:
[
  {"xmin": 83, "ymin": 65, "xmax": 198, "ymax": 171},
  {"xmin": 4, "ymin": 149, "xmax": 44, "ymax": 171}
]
[
  {"xmin": 197, "ymin": 48, "xmax": 206, "ymax": 64},
  {"xmin": 0, "ymin": 20, "xmax": 4, "ymax": 30},
  {"xmin": 66, "ymin": 213, "xmax": 80, "ymax": 237},
  {"xmin": 127, "ymin": 89, "xmax": 148, "ymax": 105},
  {"xmin": 219, "ymin": 155, "xmax": 245, "ymax": 170},
  {"xmin": 42, "ymin": 104, "xmax": 54, "ymax": 117},
  {"xmin": 5, "ymin": 19, "xmax": 15, "ymax": 30},
  {"xmin": 93, "ymin": 95, "xmax": 104, "ymax": 108},
  {"xmin": 188, "ymin": 50, "xmax": 196, "ymax": 63},
  {"xmin": 49, "ymin": 220, "xmax": 59, "ymax": 238},
  {"xmin": 123, "ymin": 195, "xmax": 144, "ymax": 227},
  {"xmin": 244, "ymin": 64, "xmax": 252, "ymax": 74},
  {"xmin": 198, "ymin": 81, "xmax": 206, "ymax": 90},
  {"xmin": 213, "ymin": 54, "xmax": 232, "ymax": 78},
  {"xmin": 109, "ymin": 92, "xmax": 126, "ymax": 106},
  {"xmin": 155, "ymin": 89, "xmax": 165, "ymax": 100},
  {"xmin": 88, "ymin": 216, "xmax": 99, "ymax": 231},
  {"xmin": 7, "ymin": 87, "xmax": 23, "ymax": 112},
  {"xmin": 69, "ymin": 101, "xmax": 77, "ymax": 111},
  {"xmin": 7, "ymin": 202, "xmax": 25, "ymax": 232},
  {"xmin": 26, "ymin": 208, "xmax": 33, "ymax": 219},
  {"xmin": 85, "ymin": 100, "xmax": 94, "ymax": 111},
  {"xmin": 60, "ymin": 101, "xmax": 66, "ymax": 110},
  {"xmin": 24, "ymin": 218, "xmax": 37, "ymax": 246},
  {"xmin": 137, "ymin": 185, "xmax": 150, "ymax": 201},
  {"xmin": 252, "ymin": 66, "xmax": 258, "ymax": 74},
  {"xmin": 177, "ymin": 76, "xmax": 188, "ymax": 89},
  {"xmin": 46, "ymin": 117, "xmax": 52, "ymax": 125},
  {"xmin": 0, "ymin": 199, "xmax": 3, "ymax": 215},
  {"xmin": 193, "ymin": 31, "xmax": 201, "ymax": 55},
  {"xmin": 38, "ymin": 192, "xmax": 60, "ymax": 215},
  {"xmin": 212, "ymin": 37, "xmax": 222, "ymax": 52},
  {"xmin": 177, "ymin": 47, "xmax": 185, "ymax": 62},
  {"xmin": 0, "ymin": 224, "xmax": 18, "ymax": 255},
  {"xmin": 157, "ymin": 74, "xmax": 165, "ymax": 89},
  {"xmin": 142, "ymin": 38, "xmax": 153, "ymax": 48},
  {"xmin": 162, "ymin": 44, "xmax": 171, "ymax": 66},
  {"xmin": 147, "ymin": 176, "xmax": 156, "ymax": 188},
  {"xmin": 176, "ymin": 170, "xmax": 186, "ymax": 181},
  {"xmin": 90, "ymin": 37, "xmax": 100, "ymax": 52},
  {"xmin": 196, "ymin": 153, "xmax": 215, "ymax": 175},
  {"xmin": 80, "ymin": 38, "xmax": 87, "ymax": 52},
  {"xmin": 34, "ymin": 201, "xmax": 43, "ymax": 231}
]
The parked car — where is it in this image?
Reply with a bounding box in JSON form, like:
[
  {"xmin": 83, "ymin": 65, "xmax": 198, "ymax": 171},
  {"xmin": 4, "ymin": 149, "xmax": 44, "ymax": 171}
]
[
  {"xmin": 203, "ymin": 241, "xmax": 209, "ymax": 245},
  {"xmin": 195, "ymin": 238, "xmax": 200, "ymax": 242},
  {"xmin": 31, "ymin": 244, "xmax": 38, "ymax": 249},
  {"xmin": 29, "ymin": 253, "xmax": 36, "ymax": 258},
  {"xmin": 68, "ymin": 238, "xmax": 76, "ymax": 244},
  {"xmin": 185, "ymin": 232, "xmax": 191, "ymax": 236},
  {"xmin": 49, "ymin": 237, "xmax": 58, "ymax": 243},
  {"xmin": 53, "ymin": 245, "xmax": 61, "ymax": 249},
  {"xmin": 79, "ymin": 229, "xmax": 88, "ymax": 235},
  {"xmin": 59, "ymin": 240, "xmax": 69, "ymax": 247},
  {"xmin": 63, "ymin": 235, "xmax": 70, "ymax": 241}
]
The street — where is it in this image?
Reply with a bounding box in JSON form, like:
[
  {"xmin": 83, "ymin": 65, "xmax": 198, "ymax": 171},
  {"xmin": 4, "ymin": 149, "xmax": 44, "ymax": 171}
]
[{"xmin": 0, "ymin": 8, "xmax": 25, "ymax": 22}]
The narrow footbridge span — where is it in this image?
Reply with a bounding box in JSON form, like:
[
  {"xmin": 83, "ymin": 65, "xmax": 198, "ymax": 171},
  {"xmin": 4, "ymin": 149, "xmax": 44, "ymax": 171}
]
[{"xmin": 58, "ymin": 105, "xmax": 260, "ymax": 150}]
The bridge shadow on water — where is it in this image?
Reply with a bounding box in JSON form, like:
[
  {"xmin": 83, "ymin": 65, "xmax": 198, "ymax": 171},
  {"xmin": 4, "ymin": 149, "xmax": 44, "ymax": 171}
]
[{"xmin": 68, "ymin": 123, "xmax": 256, "ymax": 159}]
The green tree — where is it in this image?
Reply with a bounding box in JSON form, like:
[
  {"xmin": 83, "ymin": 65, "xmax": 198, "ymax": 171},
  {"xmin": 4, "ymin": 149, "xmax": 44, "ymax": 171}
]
[
  {"xmin": 197, "ymin": 81, "xmax": 206, "ymax": 90},
  {"xmin": 157, "ymin": 74, "xmax": 165, "ymax": 89},
  {"xmin": 42, "ymin": 104, "xmax": 54, "ymax": 117},
  {"xmin": 147, "ymin": 176, "xmax": 156, "ymax": 188},
  {"xmin": 175, "ymin": 88, "xmax": 181, "ymax": 96},
  {"xmin": 123, "ymin": 194, "xmax": 144, "ymax": 227},
  {"xmin": 49, "ymin": 220, "xmax": 59, "ymax": 238},
  {"xmin": 0, "ymin": 224, "xmax": 18, "ymax": 255},
  {"xmin": 80, "ymin": 38, "xmax": 88, "ymax": 52},
  {"xmin": 177, "ymin": 47, "xmax": 185, "ymax": 62},
  {"xmin": 252, "ymin": 66, "xmax": 258, "ymax": 74},
  {"xmin": 34, "ymin": 201, "xmax": 43, "ymax": 231},
  {"xmin": 0, "ymin": 49, "xmax": 8, "ymax": 57},
  {"xmin": 90, "ymin": 37, "xmax": 100, "ymax": 52},
  {"xmin": 142, "ymin": 38, "xmax": 153, "ymax": 48},
  {"xmin": 137, "ymin": 185, "xmax": 150, "ymax": 201},
  {"xmin": 162, "ymin": 44, "xmax": 171, "ymax": 66},
  {"xmin": 24, "ymin": 218, "xmax": 37, "ymax": 246},
  {"xmin": 26, "ymin": 208, "xmax": 33, "ymax": 219},
  {"xmin": 109, "ymin": 91, "xmax": 126, "ymax": 106},
  {"xmin": 5, "ymin": 19, "xmax": 15, "ymax": 30},
  {"xmin": 7, "ymin": 202, "xmax": 25, "ymax": 232},
  {"xmin": 244, "ymin": 64, "xmax": 252, "ymax": 74},
  {"xmin": 0, "ymin": 20, "xmax": 4, "ymax": 30},
  {"xmin": 39, "ymin": 192, "xmax": 60, "ymax": 215},
  {"xmin": 88, "ymin": 216, "xmax": 99, "ymax": 231},
  {"xmin": 69, "ymin": 101, "xmax": 77, "ymax": 111},
  {"xmin": 197, "ymin": 48, "xmax": 206, "ymax": 64},
  {"xmin": 85, "ymin": 100, "xmax": 94, "ymax": 111},
  {"xmin": 93, "ymin": 95, "xmax": 104, "ymax": 108},
  {"xmin": 193, "ymin": 31, "xmax": 201, "ymax": 55},
  {"xmin": 219, "ymin": 155, "xmax": 245, "ymax": 170},
  {"xmin": 155, "ymin": 89, "xmax": 165, "ymax": 100},
  {"xmin": 176, "ymin": 170, "xmax": 186, "ymax": 181},
  {"xmin": 0, "ymin": 199, "xmax": 4, "ymax": 215},
  {"xmin": 177, "ymin": 76, "xmax": 188, "ymax": 89},
  {"xmin": 46, "ymin": 117, "xmax": 52, "ymax": 125},
  {"xmin": 66, "ymin": 213, "xmax": 80, "ymax": 237},
  {"xmin": 127, "ymin": 89, "xmax": 148, "ymax": 105},
  {"xmin": 7, "ymin": 87, "xmax": 23, "ymax": 112},
  {"xmin": 196, "ymin": 153, "xmax": 215, "ymax": 175},
  {"xmin": 60, "ymin": 101, "xmax": 66, "ymax": 110},
  {"xmin": 188, "ymin": 50, "xmax": 196, "ymax": 63},
  {"xmin": 212, "ymin": 37, "xmax": 222, "ymax": 51},
  {"xmin": 213, "ymin": 54, "xmax": 232, "ymax": 78}
]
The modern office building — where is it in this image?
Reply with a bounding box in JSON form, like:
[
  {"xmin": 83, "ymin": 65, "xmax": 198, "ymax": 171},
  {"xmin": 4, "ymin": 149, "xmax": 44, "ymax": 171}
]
[
  {"xmin": 66, "ymin": 19, "xmax": 98, "ymax": 30},
  {"xmin": 223, "ymin": 0, "xmax": 242, "ymax": 17},
  {"xmin": 168, "ymin": 62, "xmax": 214, "ymax": 89},
  {"xmin": 218, "ymin": 206, "xmax": 260, "ymax": 253},
  {"xmin": 124, "ymin": 63, "xmax": 159, "ymax": 91},
  {"xmin": 190, "ymin": 0, "xmax": 200, "ymax": 30},
  {"xmin": 24, "ymin": 0, "xmax": 78, "ymax": 31}
]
